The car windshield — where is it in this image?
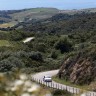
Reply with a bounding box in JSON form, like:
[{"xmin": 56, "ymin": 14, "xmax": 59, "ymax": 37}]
[{"xmin": 44, "ymin": 75, "xmax": 51, "ymax": 78}]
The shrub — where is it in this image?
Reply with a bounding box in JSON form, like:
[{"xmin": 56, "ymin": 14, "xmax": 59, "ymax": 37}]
[
  {"xmin": 0, "ymin": 56, "xmax": 24, "ymax": 72},
  {"xmin": 9, "ymin": 30, "xmax": 24, "ymax": 41},
  {"xmin": 54, "ymin": 37, "xmax": 73, "ymax": 53},
  {"xmin": 52, "ymin": 89, "xmax": 73, "ymax": 96},
  {"xmin": 35, "ymin": 43, "xmax": 46, "ymax": 52},
  {"xmin": 51, "ymin": 50, "xmax": 58, "ymax": 59},
  {"xmin": 29, "ymin": 51, "xmax": 43, "ymax": 61}
]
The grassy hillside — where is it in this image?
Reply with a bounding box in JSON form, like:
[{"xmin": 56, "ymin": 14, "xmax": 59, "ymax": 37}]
[
  {"xmin": 10, "ymin": 8, "xmax": 59, "ymax": 22},
  {"xmin": 0, "ymin": 40, "xmax": 11, "ymax": 47},
  {"xmin": 0, "ymin": 22, "xmax": 17, "ymax": 28},
  {"xmin": 0, "ymin": 8, "xmax": 59, "ymax": 28}
]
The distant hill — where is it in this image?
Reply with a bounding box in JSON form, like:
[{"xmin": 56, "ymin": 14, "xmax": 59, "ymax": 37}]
[
  {"xmin": 0, "ymin": 7, "xmax": 96, "ymax": 28},
  {"xmin": 10, "ymin": 8, "xmax": 59, "ymax": 20},
  {"xmin": 59, "ymin": 8, "xmax": 96, "ymax": 15},
  {"xmin": 0, "ymin": 8, "xmax": 59, "ymax": 28},
  {"xmin": 15, "ymin": 12, "xmax": 96, "ymax": 36},
  {"xmin": 81, "ymin": 8, "xmax": 96, "ymax": 13}
]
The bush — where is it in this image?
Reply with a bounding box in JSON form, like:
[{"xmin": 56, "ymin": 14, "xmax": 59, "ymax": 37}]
[
  {"xmin": 9, "ymin": 30, "xmax": 24, "ymax": 41},
  {"xmin": 52, "ymin": 89, "xmax": 73, "ymax": 96},
  {"xmin": 0, "ymin": 56, "xmax": 24, "ymax": 72},
  {"xmin": 29, "ymin": 51, "xmax": 43, "ymax": 61},
  {"xmin": 35, "ymin": 43, "xmax": 46, "ymax": 52},
  {"xmin": 51, "ymin": 50, "xmax": 58, "ymax": 59},
  {"xmin": 54, "ymin": 37, "xmax": 73, "ymax": 53}
]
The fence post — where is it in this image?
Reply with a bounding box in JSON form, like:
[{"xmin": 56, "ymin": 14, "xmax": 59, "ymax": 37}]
[
  {"xmin": 37, "ymin": 79, "xmax": 38, "ymax": 83},
  {"xmin": 63, "ymin": 86, "xmax": 65, "ymax": 91},
  {"xmin": 93, "ymin": 93, "xmax": 94, "ymax": 96},
  {"xmin": 74, "ymin": 88, "xmax": 76, "ymax": 94},
  {"xmin": 66, "ymin": 85, "xmax": 67, "ymax": 91},
  {"xmin": 32, "ymin": 77, "xmax": 33, "ymax": 81},
  {"xmin": 48, "ymin": 82, "xmax": 49, "ymax": 87},
  {"xmin": 51, "ymin": 82, "xmax": 52, "ymax": 88},
  {"xmin": 37, "ymin": 79, "xmax": 38, "ymax": 82},
  {"xmin": 75, "ymin": 88, "xmax": 77, "ymax": 95},
  {"xmin": 58, "ymin": 84, "xmax": 59, "ymax": 89},
  {"xmin": 53, "ymin": 83, "xmax": 54, "ymax": 88},
  {"xmin": 86, "ymin": 93, "xmax": 87, "ymax": 96},
  {"xmin": 93, "ymin": 92, "xmax": 94, "ymax": 96},
  {"xmin": 35, "ymin": 78, "xmax": 36, "ymax": 82},
  {"xmin": 34, "ymin": 78, "xmax": 35, "ymax": 81},
  {"xmin": 72, "ymin": 87, "xmax": 74, "ymax": 94},
  {"xmin": 33, "ymin": 77, "xmax": 34, "ymax": 81},
  {"xmin": 56, "ymin": 84, "xmax": 57, "ymax": 89},
  {"xmin": 39, "ymin": 80, "xmax": 40, "ymax": 84},
  {"xmin": 42, "ymin": 80, "xmax": 44, "ymax": 85},
  {"xmin": 76, "ymin": 88, "xmax": 77, "ymax": 94},
  {"xmin": 69, "ymin": 87, "xmax": 70, "ymax": 92},
  {"xmin": 61, "ymin": 85, "xmax": 62, "ymax": 90},
  {"xmin": 47, "ymin": 82, "xmax": 48, "ymax": 87},
  {"xmin": 45, "ymin": 82, "xmax": 47, "ymax": 86},
  {"xmin": 33, "ymin": 78, "xmax": 35, "ymax": 81}
]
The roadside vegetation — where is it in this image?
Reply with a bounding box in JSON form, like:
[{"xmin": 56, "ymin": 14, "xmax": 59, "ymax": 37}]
[
  {"xmin": 52, "ymin": 89, "xmax": 73, "ymax": 96},
  {"xmin": 52, "ymin": 76, "xmax": 92, "ymax": 91}
]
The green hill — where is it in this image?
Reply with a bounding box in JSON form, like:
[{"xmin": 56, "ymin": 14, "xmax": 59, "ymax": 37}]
[
  {"xmin": 1, "ymin": 7, "xmax": 96, "ymax": 28},
  {"xmin": 0, "ymin": 8, "xmax": 59, "ymax": 28},
  {"xmin": 10, "ymin": 8, "xmax": 59, "ymax": 22}
]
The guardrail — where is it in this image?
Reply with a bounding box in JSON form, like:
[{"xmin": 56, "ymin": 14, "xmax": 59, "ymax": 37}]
[{"xmin": 32, "ymin": 77, "xmax": 96, "ymax": 96}]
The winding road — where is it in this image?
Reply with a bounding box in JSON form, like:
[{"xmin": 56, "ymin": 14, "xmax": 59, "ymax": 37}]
[{"xmin": 32, "ymin": 70, "xmax": 96, "ymax": 96}]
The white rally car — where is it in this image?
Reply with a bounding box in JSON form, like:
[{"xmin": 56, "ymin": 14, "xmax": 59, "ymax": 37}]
[{"xmin": 43, "ymin": 75, "xmax": 52, "ymax": 82}]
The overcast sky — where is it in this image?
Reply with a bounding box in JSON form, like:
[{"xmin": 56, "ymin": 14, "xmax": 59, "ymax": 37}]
[{"xmin": 0, "ymin": 0, "xmax": 96, "ymax": 10}]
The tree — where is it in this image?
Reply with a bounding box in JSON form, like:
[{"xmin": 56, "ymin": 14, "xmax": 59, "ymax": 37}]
[
  {"xmin": 29, "ymin": 52, "xmax": 43, "ymax": 61},
  {"xmin": 54, "ymin": 37, "xmax": 73, "ymax": 53},
  {"xmin": 51, "ymin": 50, "xmax": 58, "ymax": 59},
  {"xmin": 35, "ymin": 43, "xmax": 46, "ymax": 52}
]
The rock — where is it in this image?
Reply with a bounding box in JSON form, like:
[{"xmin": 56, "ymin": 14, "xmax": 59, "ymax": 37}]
[{"xmin": 59, "ymin": 51, "xmax": 96, "ymax": 85}]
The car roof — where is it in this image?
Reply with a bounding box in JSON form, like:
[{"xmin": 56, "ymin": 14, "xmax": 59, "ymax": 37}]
[{"xmin": 44, "ymin": 75, "xmax": 51, "ymax": 78}]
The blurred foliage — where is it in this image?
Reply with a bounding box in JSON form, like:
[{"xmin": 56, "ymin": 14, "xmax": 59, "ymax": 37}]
[{"xmin": 0, "ymin": 70, "xmax": 53, "ymax": 96}]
